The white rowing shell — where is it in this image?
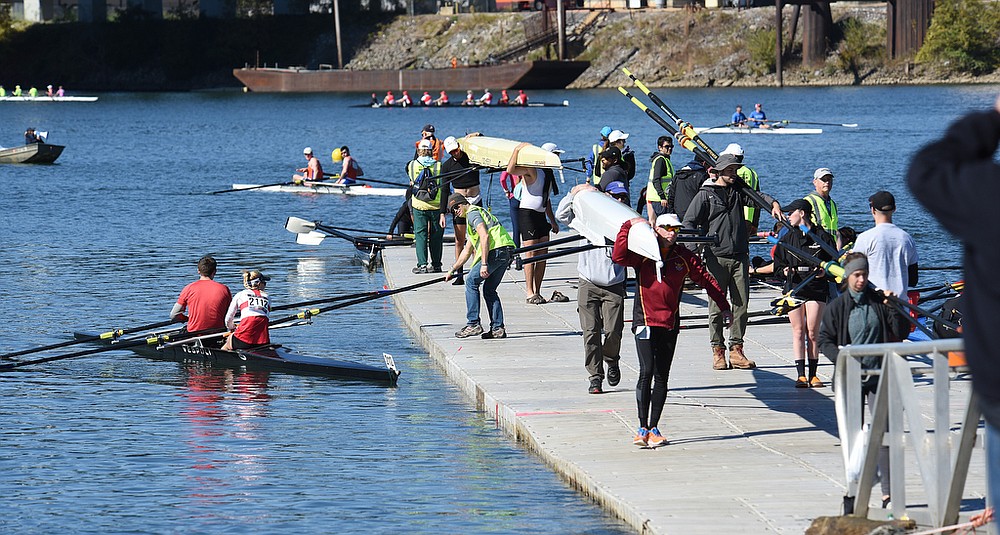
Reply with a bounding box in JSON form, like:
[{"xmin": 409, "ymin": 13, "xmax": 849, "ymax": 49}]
[
  {"xmin": 569, "ymin": 190, "xmax": 661, "ymax": 274},
  {"xmin": 693, "ymin": 126, "xmax": 822, "ymax": 135},
  {"xmin": 458, "ymin": 136, "xmax": 562, "ymax": 169},
  {"xmin": 232, "ymin": 183, "xmax": 407, "ymax": 196}
]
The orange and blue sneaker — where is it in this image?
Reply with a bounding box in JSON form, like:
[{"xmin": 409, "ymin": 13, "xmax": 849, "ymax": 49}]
[
  {"xmin": 633, "ymin": 427, "xmax": 649, "ymax": 447},
  {"xmin": 647, "ymin": 427, "xmax": 667, "ymax": 447}
]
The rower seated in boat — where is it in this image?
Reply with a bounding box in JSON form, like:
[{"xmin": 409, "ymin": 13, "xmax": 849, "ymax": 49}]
[
  {"xmin": 223, "ymin": 270, "xmax": 271, "ymax": 351},
  {"xmin": 293, "ymin": 147, "xmax": 324, "ymax": 185},
  {"xmin": 333, "ymin": 146, "xmax": 363, "ymax": 185}
]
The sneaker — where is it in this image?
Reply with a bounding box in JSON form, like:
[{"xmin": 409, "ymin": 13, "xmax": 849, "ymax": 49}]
[
  {"xmin": 729, "ymin": 344, "xmax": 756, "ymax": 369},
  {"xmin": 455, "ymin": 324, "xmax": 483, "ymax": 338},
  {"xmin": 481, "ymin": 326, "xmax": 507, "ymax": 339},
  {"xmin": 809, "ymin": 377, "xmax": 824, "ymax": 388},
  {"xmin": 712, "ymin": 346, "xmax": 730, "ymax": 370},
  {"xmin": 606, "ymin": 360, "xmax": 621, "ymax": 387},
  {"xmin": 633, "ymin": 427, "xmax": 649, "ymax": 447},
  {"xmin": 412, "ymin": 265, "xmax": 428, "ymax": 274},
  {"xmin": 589, "ymin": 377, "xmax": 603, "ymax": 394},
  {"xmin": 428, "ymin": 265, "xmax": 443, "ymax": 273},
  {"xmin": 647, "ymin": 427, "xmax": 667, "ymax": 447},
  {"xmin": 795, "ymin": 376, "xmax": 809, "ymax": 388}
]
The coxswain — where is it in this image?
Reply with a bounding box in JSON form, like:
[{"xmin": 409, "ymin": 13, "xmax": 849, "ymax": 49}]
[
  {"xmin": 382, "ymin": 90, "xmax": 395, "ymax": 107},
  {"xmin": 293, "ymin": 147, "xmax": 324, "ymax": 184},
  {"xmin": 399, "ymin": 90, "xmax": 412, "ymax": 107},
  {"xmin": 370, "ymin": 92, "xmax": 378, "ymax": 106},
  {"xmin": 477, "ymin": 88, "xmax": 493, "ymax": 106},
  {"xmin": 499, "ymin": 89, "xmax": 509, "ymax": 105},
  {"xmin": 222, "ymin": 270, "xmax": 271, "ymax": 351},
  {"xmin": 461, "ymin": 90, "xmax": 475, "ymax": 106},
  {"xmin": 434, "ymin": 90, "xmax": 449, "ymax": 106},
  {"xmin": 420, "ymin": 91, "xmax": 432, "ymax": 106},
  {"xmin": 46, "ymin": 85, "xmax": 54, "ymax": 97},
  {"xmin": 513, "ymin": 89, "xmax": 528, "ymax": 106}
]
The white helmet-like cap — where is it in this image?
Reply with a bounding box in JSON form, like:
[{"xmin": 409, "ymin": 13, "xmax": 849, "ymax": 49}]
[
  {"xmin": 303, "ymin": 147, "xmax": 313, "ymax": 155},
  {"xmin": 721, "ymin": 143, "xmax": 744, "ymax": 157},
  {"xmin": 655, "ymin": 213, "xmax": 683, "ymax": 228}
]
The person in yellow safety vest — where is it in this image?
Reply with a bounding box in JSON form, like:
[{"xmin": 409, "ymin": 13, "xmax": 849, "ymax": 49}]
[
  {"xmin": 804, "ymin": 167, "xmax": 841, "ymax": 249},
  {"xmin": 28, "ymin": 86, "xmax": 38, "ymax": 98},
  {"xmin": 408, "ymin": 139, "xmax": 446, "ymax": 274},
  {"xmin": 645, "ymin": 135, "xmax": 675, "ymax": 224},
  {"xmin": 0, "ymin": 86, "xmax": 5, "ymax": 97},
  {"xmin": 446, "ymin": 193, "xmax": 516, "ymax": 341},
  {"xmin": 720, "ymin": 143, "xmax": 762, "ymax": 234},
  {"xmin": 586, "ymin": 126, "xmax": 614, "ymax": 184},
  {"xmin": 13, "ymin": 85, "xmax": 22, "ymax": 96}
]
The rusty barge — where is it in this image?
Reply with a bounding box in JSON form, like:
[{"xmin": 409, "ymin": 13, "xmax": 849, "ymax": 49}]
[{"xmin": 233, "ymin": 60, "xmax": 590, "ymax": 93}]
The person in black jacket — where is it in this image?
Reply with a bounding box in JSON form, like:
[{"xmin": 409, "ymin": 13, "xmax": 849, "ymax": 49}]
[
  {"xmin": 773, "ymin": 199, "xmax": 836, "ymax": 388},
  {"xmin": 906, "ymin": 95, "xmax": 1000, "ymax": 512},
  {"xmin": 665, "ymin": 157, "xmax": 709, "ymax": 221},
  {"xmin": 817, "ymin": 252, "xmax": 909, "ymax": 508}
]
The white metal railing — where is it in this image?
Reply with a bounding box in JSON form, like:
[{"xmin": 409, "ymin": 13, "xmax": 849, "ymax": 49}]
[{"xmin": 834, "ymin": 338, "xmax": 982, "ymax": 527}]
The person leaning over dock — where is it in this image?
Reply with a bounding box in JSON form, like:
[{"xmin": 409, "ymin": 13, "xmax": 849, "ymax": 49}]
[
  {"xmin": 683, "ymin": 153, "xmax": 783, "ymax": 372},
  {"xmin": 508, "ymin": 141, "xmax": 562, "ymax": 305},
  {"xmin": 408, "ymin": 139, "xmax": 446, "ymax": 274},
  {"xmin": 170, "ymin": 255, "xmax": 233, "ymax": 340},
  {"xmin": 293, "ymin": 147, "xmax": 323, "ymax": 185},
  {"xmin": 223, "ymin": 270, "xmax": 271, "ymax": 351},
  {"xmin": 442, "ymin": 135, "xmax": 481, "ymax": 286},
  {"xmin": 446, "ymin": 193, "xmax": 516, "ymax": 340},
  {"xmin": 556, "ymin": 184, "xmax": 627, "ymax": 395},
  {"xmin": 805, "ymin": 167, "xmax": 841, "ymax": 249},
  {"xmin": 614, "ymin": 214, "xmax": 732, "ymax": 447},
  {"xmin": 645, "ymin": 135, "xmax": 675, "ymax": 224},
  {"xmin": 817, "ymin": 252, "xmax": 909, "ymax": 507}
]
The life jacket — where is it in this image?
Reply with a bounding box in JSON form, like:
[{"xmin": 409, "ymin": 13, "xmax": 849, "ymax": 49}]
[
  {"xmin": 590, "ymin": 142, "xmax": 606, "ymax": 184},
  {"xmin": 408, "ymin": 160, "xmax": 443, "ymax": 210},
  {"xmin": 737, "ymin": 166, "xmax": 760, "ymax": 223},
  {"xmin": 804, "ymin": 192, "xmax": 839, "ymax": 236},
  {"xmin": 465, "ymin": 206, "xmax": 515, "ymax": 265},
  {"xmin": 645, "ymin": 153, "xmax": 674, "ymax": 202}
]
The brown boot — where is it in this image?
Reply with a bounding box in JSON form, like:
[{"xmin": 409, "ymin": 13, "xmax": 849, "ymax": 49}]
[
  {"xmin": 729, "ymin": 344, "xmax": 756, "ymax": 369},
  {"xmin": 712, "ymin": 346, "xmax": 730, "ymax": 370}
]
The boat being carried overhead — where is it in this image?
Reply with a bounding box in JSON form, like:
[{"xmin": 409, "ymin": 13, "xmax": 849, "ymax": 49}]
[
  {"xmin": 232, "ymin": 182, "xmax": 407, "ymax": 196},
  {"xmin": 694, "ymin": 126, "xmax": 822, "ymax": 135},
  {"xmin": 234, "ymin": 60, "xmax": 590, "ymax": 93},
  {"xmin": 0, "ymin": 143, "xmax": 65, "ymax": 164},
  {"xmin": 73, "ymin": 331, "xmax": 401, "ymax": 385}
]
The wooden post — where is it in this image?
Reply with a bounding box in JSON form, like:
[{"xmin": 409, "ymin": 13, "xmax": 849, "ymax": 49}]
[
  {"xmin": 775, "ymin": 0, "xmax": 783, "ymax": 87},
  {"xmin": 334, "ymin": 0, "xmax": 343, "ymax": 69},
  {"xmin": 557, "ymin": 0, "xmax": 565, "ymax": 60}
]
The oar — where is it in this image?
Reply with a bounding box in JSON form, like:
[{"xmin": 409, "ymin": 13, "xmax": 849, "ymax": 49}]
[
  {"xmin": 621, "ymin": 67, "xmax": 719, "ymax": 161},
  {"xmin": 774, "ymin": 120, "xmax": 859, "ymax": 128},
  {"xmin": 320, "ymin": 173, "xmax": 410, "ymax": 188},
  {"xmin": 207, "ymin": 181, "xmax": 292, "ymax": 195},
  {"xmin": 0, "ymin": 318, "xmax": 178, "ymax": 360},
  {"xmin": 918, "ymin": 265, "xmax": 963, "ymax": 271},
  {"xmin": 270, "ymin": 277, "xmax": 446, "ymax": 327},
  {"xmin": 285, "ymin": 217, "xmax": 413, "ymax": 240}
]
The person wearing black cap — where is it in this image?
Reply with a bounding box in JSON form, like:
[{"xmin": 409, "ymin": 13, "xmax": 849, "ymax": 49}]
[
  {"xmin": 772, "ymin": 198, "xmax": 836, "ymax": 388},
  {"xmin": 597, "ymin": 146, "xmax": 629, "ymax": 195},
  {"xmin": 682, "ymin": 153, "xmax": 783, "ymax": 372},
  {"xmin": 413, "ymin": 124, "xmax": 445, "ymax": 161},
  {"xmin": 24, "ymin": 127, "xmax": 43, "ymax": 144},
  {"xmin": 851, "ymin": 190, "xmax": 919, "ymax": 297},
  {"xmin": 222, "ymin": 270, "xmax": 271, "ymax": 351}
]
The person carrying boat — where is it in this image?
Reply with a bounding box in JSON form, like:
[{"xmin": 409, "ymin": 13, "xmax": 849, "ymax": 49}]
[
  {"xmin": 748, "ymin": 103, "xmax": 770, "ymax": 128},
  {"xmin": 645, "ymin": 135, "xmax": 675, "ymax": 224},
  {"xmin": 24, "ymin": 127, "xmax": 44, "ymax": 144},
  {"xmin": 408, "ymin": 139, "xmax": 446, "ymax": 274},
  {"xmin": 613, "ymin": 214, "xmax": 732, "ymax": 447},
  {"xmin": 851, "ymin": 190, "xmax": 919, "ymax": 296},
  {"xmin": 804, "ymin": 167, "xmax": 841, "ymax": 249},
  {"xmin": 731, "ymin": 105, "xmax": 747, "ymax": 127},
  {"xmin": 293, "ymin": 147, "xmax": 324, "ymax": 185},
  {"xmin": 772, "ymin": 199, "xmax": 836, "ymax": 388},
  {"xmin": 596, "ymin": 146, "xmax": 628, "ymax": 195},
  {"xmin": 477, "ymin": 88, "xmax": 493, "ymax": 106},
  {"xmin": 608, "ymin": 130, "xmax": 636, "ymax": 184},
  {"xmin": 442, "ymin": 135, "xmax": 481, "ymax": 286},
  {"xmin": 433, "ymin": 90, "xmax": 449, "ymax": 106},
  {"xmin": 332, "ymin": 146, "xmax": 362, "ymax": 185},
  {"xmin": 171, "ymin": 255, "xmax": 233, "ymax": 338},
  {"xmin": 446, "ymin": 193, "xmax": 516, "ymax": 340},
  {"xmin": 413, "ymin": 124, "xmax": 445, "ymax": 161},
  {"xmin": 555, "ymin": 183, "xmax": 628, "ymax": 395},
  {"xmin": 222, "ymin": 270, "xmax": 271, "ymax": 351},
  {"xmin": 585, "ymin": 126, "xmax": 613, "ymax": 184},
  {"xmin": 382, "ymin": 90, "xmax": 395, "ymax": 107},
  {"xmin": 682, "ymin": 153, "xmax": 783, "ymax": 372},
  {"xmin": 513, "ymin": 89, "xmax": 528, "ymax": 106},
  {"xmin": 508, "ymin": 142, "xmax": 562, "ymax": 305},
  {"xmin": 721, "ymin": 143, "xmax": 763, "ymax": 235},
  {"xmin": 420, "ymin": 91, "xmax": 432, "ymax": 106}
]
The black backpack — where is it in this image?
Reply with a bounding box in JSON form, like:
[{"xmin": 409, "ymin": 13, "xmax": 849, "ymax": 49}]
[
  {"xmin": 412, "ymin": 165, "xmax": 439, "ymax": 203},
  {"xmin": 934, "ymin": 294, "xmax": 963, "ymax": 339}
]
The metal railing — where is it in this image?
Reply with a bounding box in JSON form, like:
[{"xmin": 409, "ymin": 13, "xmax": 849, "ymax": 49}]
[{"xmin": 834, "ymin": 338, "xmax": 982, "ymax": 528}]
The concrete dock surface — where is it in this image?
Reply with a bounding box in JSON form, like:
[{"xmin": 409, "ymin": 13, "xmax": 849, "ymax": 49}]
[{"xmin": 381, "ymin": 239, "xmax": 986, "ymax": 534}]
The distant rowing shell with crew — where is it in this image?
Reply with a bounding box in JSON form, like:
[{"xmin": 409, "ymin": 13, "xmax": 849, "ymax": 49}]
[{"xmin": 231, "ymin": 182, "xmax": 408, "ymax": 196}]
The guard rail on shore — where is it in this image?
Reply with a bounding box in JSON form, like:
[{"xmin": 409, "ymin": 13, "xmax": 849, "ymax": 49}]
[{"xmin": 833, "ymin": 338, "xmax": 982, "ymax": 528}]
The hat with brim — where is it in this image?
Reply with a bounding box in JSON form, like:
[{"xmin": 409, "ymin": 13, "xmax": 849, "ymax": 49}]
[
  {"xmin": 869, "ymin": 191, "xmax": 896, "ymax": 211},
  {"xmin": 447, "ymin": 193, "xmax": 468, "ymax": 211},
  {"xmin": 781, "ymin": 198, "xmax": 812, "ymax": 214},
  {"xmin": 710, "ymin": 154, "xmax": 742, "ymax": 172},
  {"xmin": 443, "ymin": 136, "xmax": 459, "ymax": 153},
  {"xmin": 655, "ymin": 213, "xmax": 683, "ymax": 228},
  {"xmin": 600, "ymin": 146, "xmax": 621, "ymax": 161}
]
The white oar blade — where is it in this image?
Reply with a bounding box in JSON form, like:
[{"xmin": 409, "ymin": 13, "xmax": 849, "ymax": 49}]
[
  {"xmin": 842, "ymin": 123, "xmax": 859, "ymax": 128},
  {"xmin": 296, "ymin": 231, "xmax": 327, "ymax": 245},
  {"xmin": 285, "ymin": 216, "xmax": 317, "ymax": 234}
]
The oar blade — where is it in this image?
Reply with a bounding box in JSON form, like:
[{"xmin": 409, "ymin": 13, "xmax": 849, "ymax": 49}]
[
  {"xmin": 285, "ymin": 216, "xmax": 318, "ymax": 234},
  {"xmin": 296, "ymin": 231, "xmax": 327, "ymax": 245}
]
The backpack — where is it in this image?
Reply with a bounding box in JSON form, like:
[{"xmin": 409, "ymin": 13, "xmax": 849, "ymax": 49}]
[
  {"xmin": 934, "ymin": 294, "xmax": 963, "ymax": 339},
  {"xmin": 412, "ymin": 165, "xmax": 439, "ymax": 203}
]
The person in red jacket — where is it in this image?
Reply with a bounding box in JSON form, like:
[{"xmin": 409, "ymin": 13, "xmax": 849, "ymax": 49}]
[{"xmin": 613, "ymin": 214, "xmax": 732, "ymax": 448}]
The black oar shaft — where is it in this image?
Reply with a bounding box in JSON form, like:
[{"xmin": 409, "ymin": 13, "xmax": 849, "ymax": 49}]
[
  {"xmin": 0, "ymin": 318, "xmax": 178, "ymax": 360},
  {"xmin": 209, "ymin": 181, "xmax": 290, "ymax": 195}
]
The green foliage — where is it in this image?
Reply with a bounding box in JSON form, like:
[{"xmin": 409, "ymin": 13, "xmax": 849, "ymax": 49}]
[
  {"xmin": 747, "ymin": 28, "xmax": 775, "ymax": 76},
  {"xmin": 916, "ymin": 0, "xmax": 1000, "ymax": 74},
  {"xmin": 0, "ymin": 3, "xmax": 13, "ymax": 38},
  {"xmin": 834, "ymin": 18, "xmax": 884, "ymax": 79}
]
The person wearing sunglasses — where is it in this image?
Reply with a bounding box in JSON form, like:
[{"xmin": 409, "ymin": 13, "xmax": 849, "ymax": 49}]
[{"xmin": 804, "ymin": 167, "xmax": 841, "ymax": 249}]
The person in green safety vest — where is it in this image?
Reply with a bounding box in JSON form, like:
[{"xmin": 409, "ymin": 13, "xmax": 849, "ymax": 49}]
[
  {"xmin": 446, "ymin": 193, "xmax": 516, "ymax": 341},
  {"xmin": 12, "ymin": 85, "xmax": 22, "ymax": 96},
  {"xmin": 585, "ymin": 126, "xmax": 613, "ymax": 184},
  {"xmin": 408, "ymin": 139, "xmax": 446, "ymax": 274},
  {"xmin": 720, "ymin": 143, "xmax": 762, "ymax": 235},
  {"xmin": 645, "ymin": 135, "xmax": 675, "ymax": 225},
  {"xmin": 0, "ymin": 86, "xmax": 5, "ymax": 97},
  {"xmin": 28, "ymin": 86, "xmax": 38, "ymax": 98},
  {"xmin": 804, "ymin": 167, "xmax": 841, "ymax": 250}
]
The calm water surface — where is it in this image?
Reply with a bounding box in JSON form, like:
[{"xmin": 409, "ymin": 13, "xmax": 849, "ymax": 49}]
[{"xmin": 1, "ymin": 84, "xmax": 997, "ymax": 533}]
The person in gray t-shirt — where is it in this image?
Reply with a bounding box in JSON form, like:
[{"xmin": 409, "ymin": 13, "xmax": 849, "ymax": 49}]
[{"xmin": 851, "ymin": 191, "xmax": 919, "ymax": 296}]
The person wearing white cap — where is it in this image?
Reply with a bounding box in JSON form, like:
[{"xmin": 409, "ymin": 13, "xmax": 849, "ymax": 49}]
[
  {"xmin": 46, "ymin": 85, "xmax": 54, "ymax": 97},
  {"xmin": 613, "ymin": 212, "xmax": 731, "ymax": 447},
  {"xmin": 293, "ymin": 147, "xmax": 324, "ymax": 185},
  {"xmin": 442, "ymin": 135, "xmax": 482, "ymax": 285},
  {"xmin": 645, "ymin": 135, "xmax": 675, "ymax": 224},
  {"xmin": 804, "ymin": 167, "xmax": 840, "ymax": 248},
  {"xmin": 720, "ymin": 142, "xmax": 763, "ymax": 235},
  {"xmin": 608, "ymin": 129, "xmax": 636, "ymax": 183},
  {"xmin": 408, "ymin": 139, "xmax": 447, "ymax": 274},
  {"xmin": 683, "ymin": 153, "xmax": 783, "ymax": 372}
]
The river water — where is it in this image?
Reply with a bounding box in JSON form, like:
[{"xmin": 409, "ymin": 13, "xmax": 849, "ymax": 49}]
[{"xmin": 1, "ymin": 84, "xmax": 997, "ymax": 533}]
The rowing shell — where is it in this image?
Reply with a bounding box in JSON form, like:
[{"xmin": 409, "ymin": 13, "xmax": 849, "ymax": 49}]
[
  {"xmin": 74, "ymin": 331, "xmax": 400, "ymax": 384},
  {"xmin": 694, "ymin": 126, "xmax": 823, "ymax": 135},
  {"xmin": 0, "ymin": 96, "xmax": 99, "ymax": 102},
  {"xmin": 569, "ymin": 189, "xmax": 660, "ymax": 274},
  {"xmin": 458, "ymin": 136, "xmax": 562, "ymax": 169},
  {"xmin": 232, "ymin": 182, "xmax": 407, "ymax": 196}
]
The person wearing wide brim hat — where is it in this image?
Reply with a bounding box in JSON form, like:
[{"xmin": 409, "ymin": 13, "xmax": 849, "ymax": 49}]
[
  {"xmin": 293, "ymin": 146, "xmax": 324, "ymax": 185},
  {"xmin": 682, "ymin": 153, "xmax": 784, "ymax": 373},
  {"xmin": 223, "ymin": 269, "xmax": 272, "ymax": 351}
]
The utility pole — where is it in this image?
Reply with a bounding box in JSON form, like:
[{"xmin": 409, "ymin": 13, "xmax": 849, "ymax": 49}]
[{"xmin": 334, "ymin": 0, "xmax": 343, "ymax": 68}]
